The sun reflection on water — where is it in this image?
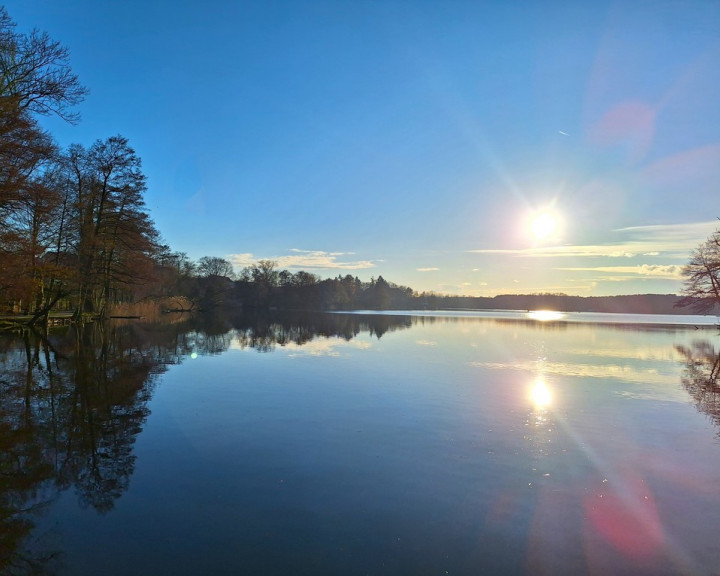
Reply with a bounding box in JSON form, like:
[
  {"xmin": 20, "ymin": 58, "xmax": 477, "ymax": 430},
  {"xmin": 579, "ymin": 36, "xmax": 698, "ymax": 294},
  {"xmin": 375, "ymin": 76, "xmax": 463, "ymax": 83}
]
[
  {"xmin": 531, "ymin": 378, "xmax": 552, "ymax": 410},
  {"xmin": 527, "ymin": 310, "xmax": 566, "ymax": 322}
]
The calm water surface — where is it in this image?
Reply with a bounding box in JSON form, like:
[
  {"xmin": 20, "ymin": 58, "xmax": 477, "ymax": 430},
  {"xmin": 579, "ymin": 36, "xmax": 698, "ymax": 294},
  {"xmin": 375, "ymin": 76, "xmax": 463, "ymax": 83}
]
[{"xmin": 2, "ymin": 311, "xmax": 720, "ymax": 575}]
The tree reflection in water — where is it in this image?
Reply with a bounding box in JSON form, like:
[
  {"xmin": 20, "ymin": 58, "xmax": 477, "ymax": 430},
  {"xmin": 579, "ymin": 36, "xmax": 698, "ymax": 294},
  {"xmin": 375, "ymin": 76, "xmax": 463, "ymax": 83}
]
[
  {"xmin": 0, "ymin": 321, "xmax": 175, "ymax": 573},
  {"xmin": 0, "ymin": 311, "xmax": 411, "ymax": 573},
  {"xmin": 676, "ymin": 341, "xmax": 720, "ymax": 431}
]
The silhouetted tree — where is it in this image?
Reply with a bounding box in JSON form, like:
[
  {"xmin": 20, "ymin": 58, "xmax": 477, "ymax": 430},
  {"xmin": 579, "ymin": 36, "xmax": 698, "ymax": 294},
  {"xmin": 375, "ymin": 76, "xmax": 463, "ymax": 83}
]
[
  {"xmin": 0, "ymin": 6, "xmax": 86, "ymax": 318},
  {"xmin": 1, "ymin": 9, "xmax": 169, "ymax": 320},
  {"xmin": 247, "ymin": 260, "xmax": 279, "ymax": 308},
  {"xmin": 0, "ymin": 6, "xmax": 88, "ymax": 123},
  {"xmin": 0, "ymin": 94, "xmax": 59, "ymax": 314},
  {"xmin": 678, "ymin": 226, "xmax": 720, "ymax": 313},
  {"xmin": 63, "ymin": 136, "xmax": 159, "ymax": 317},
  {"xmin": 197, "ymin": 256, "xmax": 234, "ymax": 278}
]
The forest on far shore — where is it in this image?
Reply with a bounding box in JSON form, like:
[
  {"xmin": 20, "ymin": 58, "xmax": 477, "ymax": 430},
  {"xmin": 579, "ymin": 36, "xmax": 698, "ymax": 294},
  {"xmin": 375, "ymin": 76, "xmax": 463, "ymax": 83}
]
[{"xmin": 109, "ymin": 255, "xmax": 711, "ymax": 317}]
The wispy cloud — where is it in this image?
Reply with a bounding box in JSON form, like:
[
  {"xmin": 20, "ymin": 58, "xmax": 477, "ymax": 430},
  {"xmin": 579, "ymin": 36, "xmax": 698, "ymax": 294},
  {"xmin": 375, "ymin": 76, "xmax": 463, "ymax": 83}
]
[
  {"xmin": 469, "ymin": 221, "xmax": 718, "ymax": 259},
  {"xmin": 469, "ymin": 359, "xmax": 679, "ymax": 387},
  {"xmin": 282, "ymin": 249, "xmax": 375, "ymax": 270},
  {"xmin": 469, "ymin": 245, "xmax": 638, "ymax": 258},
  {"xmin": 616, "ymin": 221, "xmax": 718, "ymax": 242},
  {"xmin": 228, "ymin": 249, "xmax": 375, "ymax": 270},
  {"xmin": 417, "ymin": 267, "xmax": 440, "ymax": 272},
  {"xmin": 559, "ymin": 264, "xmax": 684, "ymax": 279}
]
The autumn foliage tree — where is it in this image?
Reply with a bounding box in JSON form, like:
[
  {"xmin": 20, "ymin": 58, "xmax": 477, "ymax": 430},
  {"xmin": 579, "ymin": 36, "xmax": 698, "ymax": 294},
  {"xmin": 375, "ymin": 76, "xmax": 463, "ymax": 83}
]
[
  {"xmin": 1, "ymin": 7, "xmax": 161, "ymax": 321},
  {"xmin": 62, "ymin": 136, "xmax": 160, "ymax": 317},
  {"xmin": 0, "ymin": 6, "xmax": 75, "ymax": 316}
]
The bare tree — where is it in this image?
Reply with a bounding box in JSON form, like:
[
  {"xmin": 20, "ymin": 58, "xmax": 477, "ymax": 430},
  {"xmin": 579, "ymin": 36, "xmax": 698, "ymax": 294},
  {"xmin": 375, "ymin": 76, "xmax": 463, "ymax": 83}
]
[
  {"xmin": 250, "ymin": 260, "xmax": 279, "ymax": 287},
  {"xmin": 678, "ymin": 227, "xmax": 720, "ymax": 313},
  {"xmin": 197, "ymin": 256, "xmax": 234, "ymax": 278},
  {"xmin": 0, "ymin": 6, "xmax": 85, "ymax": 316},
  {"xmin": 0, "ymin": 6, "xmax": 88, "ymax": 123},
  {"xmin": 62, "ymin": 136, "xmax": 159, "ymax": 317},
  {"xmin": 247, "ymin": 260, "xmax": 279, "ymax": 308}
]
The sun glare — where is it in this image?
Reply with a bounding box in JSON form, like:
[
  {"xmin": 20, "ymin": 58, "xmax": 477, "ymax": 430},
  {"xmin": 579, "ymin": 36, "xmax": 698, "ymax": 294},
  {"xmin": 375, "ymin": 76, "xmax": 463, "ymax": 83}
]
[
  {"xmin": 527, "ymin": 310, "xmax": 565, "ymax": 322},
  {"xmin": 530, "ymin": 211, "xmax": 557, "ymax": 240}
]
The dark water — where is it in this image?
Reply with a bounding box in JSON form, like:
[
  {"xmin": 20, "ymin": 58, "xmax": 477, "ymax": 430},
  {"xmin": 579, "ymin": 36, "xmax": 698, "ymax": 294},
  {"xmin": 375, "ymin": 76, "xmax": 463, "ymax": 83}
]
[{"xmin": 2, "ymin": 311, "xmax": 720, "ymax": 575}]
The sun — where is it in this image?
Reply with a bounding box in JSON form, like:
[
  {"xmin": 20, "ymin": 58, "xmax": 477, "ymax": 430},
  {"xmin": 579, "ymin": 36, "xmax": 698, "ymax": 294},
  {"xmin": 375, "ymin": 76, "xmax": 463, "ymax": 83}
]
[{"xmin": 530, "ymin": 211, "xmax": 558, "ymax": 241}]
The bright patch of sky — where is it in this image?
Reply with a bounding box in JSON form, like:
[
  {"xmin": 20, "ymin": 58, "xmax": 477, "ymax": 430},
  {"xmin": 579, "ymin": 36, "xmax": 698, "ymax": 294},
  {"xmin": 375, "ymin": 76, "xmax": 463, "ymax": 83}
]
[{"xmin": 6, "ymin": 0, "xmax": 720, "ymax": 296}]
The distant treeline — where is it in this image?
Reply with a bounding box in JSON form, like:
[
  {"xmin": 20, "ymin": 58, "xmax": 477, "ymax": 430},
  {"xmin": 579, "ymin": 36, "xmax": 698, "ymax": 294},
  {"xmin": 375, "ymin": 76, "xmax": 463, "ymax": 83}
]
[
  {"xmin": 423, "ymin": 293, "xmax": 719, "ymax": 315},
  {"xmin": 154, "ymin": 257, "xmax": 714, "ymax": 316},
  {"xmin": 6, "ymin": 240, "xmax": 711, "ymax": 317},
  {"xmin": 156, "ymin": 257, "xmax": 416, "ymax": 313}
]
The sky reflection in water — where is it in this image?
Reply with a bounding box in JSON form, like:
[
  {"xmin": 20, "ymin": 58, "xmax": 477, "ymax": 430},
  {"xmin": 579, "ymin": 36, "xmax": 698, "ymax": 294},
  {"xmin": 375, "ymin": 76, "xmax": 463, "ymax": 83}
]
[{"xmin": 2, "ymin": 311, "xmax": 720, "ymax": 575}]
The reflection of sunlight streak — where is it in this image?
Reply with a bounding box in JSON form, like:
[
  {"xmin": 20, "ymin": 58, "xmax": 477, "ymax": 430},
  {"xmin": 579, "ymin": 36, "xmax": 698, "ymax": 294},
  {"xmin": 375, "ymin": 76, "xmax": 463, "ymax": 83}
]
[
  {"xmin": 498, "ymin": 367, "xmax": 696, "ymax": 570},
  {"xmin": 531, "ymin": 378, "xmax": 552, "ymax": 409},
  {"xmin": 527, "ymin": 310, "xmax": 566, "ymax": 322},
  {"xmin": 520, "ymin": 366, "xmax": 682, "ymax": 566},
  {"xmin": 474, "ymin": 330, "xmax": 703, "ymax": 569},
  {"xmin": 541, "ymin": 409, "xmax": 695, "ymax": 568},
  {"xmin": 539, "ymin": 411, "xmax": 661, "ymax": 556}
]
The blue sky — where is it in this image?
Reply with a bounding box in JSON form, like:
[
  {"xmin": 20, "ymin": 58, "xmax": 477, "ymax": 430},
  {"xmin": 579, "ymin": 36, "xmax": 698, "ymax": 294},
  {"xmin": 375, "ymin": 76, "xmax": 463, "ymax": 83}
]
[{"xmin": 5, "ymin": 0, "xmax": 720, "ymax": 295}]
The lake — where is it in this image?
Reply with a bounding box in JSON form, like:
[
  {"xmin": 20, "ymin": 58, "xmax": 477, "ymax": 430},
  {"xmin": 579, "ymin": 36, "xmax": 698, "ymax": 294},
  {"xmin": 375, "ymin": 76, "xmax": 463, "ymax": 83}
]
[{"xmin": 2, "ymin": 310, "xmax": 720, "ymax": 575}]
